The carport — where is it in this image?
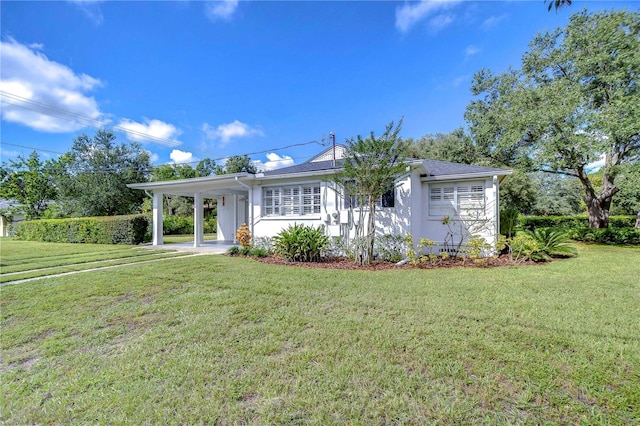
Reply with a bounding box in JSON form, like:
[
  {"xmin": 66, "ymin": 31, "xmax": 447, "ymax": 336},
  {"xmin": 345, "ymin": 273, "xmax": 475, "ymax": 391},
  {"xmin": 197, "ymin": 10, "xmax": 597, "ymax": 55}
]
[{"xmin": 128, "ymin": 173, "xmax": 256, "ymax": 248}]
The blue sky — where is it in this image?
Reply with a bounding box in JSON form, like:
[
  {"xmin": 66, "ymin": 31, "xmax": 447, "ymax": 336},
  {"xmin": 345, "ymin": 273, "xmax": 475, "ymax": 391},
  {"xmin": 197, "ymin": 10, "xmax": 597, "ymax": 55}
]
[{"xmin": 1, "ymin": 0, "xmax": 636, "ymax": 171}]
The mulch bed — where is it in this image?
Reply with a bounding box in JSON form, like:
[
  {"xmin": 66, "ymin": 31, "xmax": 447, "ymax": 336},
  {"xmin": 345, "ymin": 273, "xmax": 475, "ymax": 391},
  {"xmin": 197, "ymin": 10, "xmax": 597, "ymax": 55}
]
[{"xmin": 254, "ymin": 254, "xmax": 540, "ymax": 270}]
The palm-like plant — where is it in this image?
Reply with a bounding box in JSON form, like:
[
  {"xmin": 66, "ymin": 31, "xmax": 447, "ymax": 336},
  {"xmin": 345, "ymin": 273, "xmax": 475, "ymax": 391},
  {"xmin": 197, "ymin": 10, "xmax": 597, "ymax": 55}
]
[{"xmin": 527, "ymin": 228, "xmax": 578, "ymax": 258}]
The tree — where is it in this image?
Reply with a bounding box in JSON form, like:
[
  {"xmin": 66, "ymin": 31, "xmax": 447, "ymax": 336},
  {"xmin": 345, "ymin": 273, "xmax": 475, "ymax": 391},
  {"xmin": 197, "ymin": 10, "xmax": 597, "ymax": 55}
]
[
  {"xmin": 195, "ymin": 158, "xmax": 217, "ymax": 177},
  {"xmin": 52, "ymin": 130, "xmax": 151, "ymax": 217},
  {"xmin": 403, "ymin": 128, "xmax": 482, "ymax": 165},
  {"xmin": 0, "ymin": 151, "xmax": 57, "ymax": 219},
  {"xmin": 215, "ymin": 155, "xmax": 257, "ymax": 174},
  {"xmin": 466, "ymin": 9, "xmax": 640, "ymax": 228},
  {"xmin": 334, "ymin": 120, "xmax": 408, "ymax": 265},
  {"xmin": 545, "ymin": 0, "xmax": 572, "ymax": 12}
]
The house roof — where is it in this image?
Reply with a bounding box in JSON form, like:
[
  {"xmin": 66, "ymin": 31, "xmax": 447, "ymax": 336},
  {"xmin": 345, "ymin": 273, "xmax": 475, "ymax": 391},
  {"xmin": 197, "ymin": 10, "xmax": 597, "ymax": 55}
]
[
  {"xmin": 127, "ymin": 146, "xmax": 511, "ymax": 194},
  {"xmin": 421, "ymin": 159, "xmax": 510, "ymax": 179}
]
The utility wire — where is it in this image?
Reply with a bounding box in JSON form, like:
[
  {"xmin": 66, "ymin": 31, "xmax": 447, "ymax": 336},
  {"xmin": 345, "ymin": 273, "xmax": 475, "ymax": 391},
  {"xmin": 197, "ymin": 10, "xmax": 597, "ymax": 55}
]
[{"xmin": 1, "ymin": 91, "xmax": 181, "ymax": 147}]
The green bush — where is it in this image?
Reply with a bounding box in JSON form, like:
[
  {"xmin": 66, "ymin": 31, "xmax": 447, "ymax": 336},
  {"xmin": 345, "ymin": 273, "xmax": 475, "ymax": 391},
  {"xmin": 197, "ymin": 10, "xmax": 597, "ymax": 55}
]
[
  {"xmin": 162, "ymin": 215, "xmax": 217, "ymax": 235},
  {"xmin": 526, "ymin": 228, "xmax": 577, "ymax": 258},
  {"xmin": 521, "ymin": 215, "xmax": 636, "ymax": 231},
  {"xmin": 500, "ymin": 208, "xmax": 520, "ymax": 238},
  {"xmin": 565, "ymin": 227, "xmax": 640, "ymax": 245},
  {"xmin": 227, "ymin": 246, "xmax": 240, "ymax": 255},
  {"xmin": 375, "ymin": 234, "xmax": 406, "ymax": 263},
  {"xmin": 15, "ymin": 215, "xmax": 150, "ymax": 245},
  {"xmin": 274, "ymin": 224, "xmax": 329, "ymax": 262},
  {"xmin": 163, "ymin": 215, "xmax": 193, "ymax": 235}
]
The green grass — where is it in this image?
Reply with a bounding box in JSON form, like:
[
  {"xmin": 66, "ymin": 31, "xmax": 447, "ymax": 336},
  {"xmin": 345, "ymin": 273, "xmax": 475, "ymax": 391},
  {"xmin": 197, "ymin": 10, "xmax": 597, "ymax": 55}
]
[
  {"xmin": 163, "ymin": 233, "xmax": 217, "ymax": 244},
  {"xmin": 1, "ymin": 241, "xmax": 638, "ymax": 424},
  {"xmin": 0, "ymin": 239, "xmax": 192, "ymax": 283}
]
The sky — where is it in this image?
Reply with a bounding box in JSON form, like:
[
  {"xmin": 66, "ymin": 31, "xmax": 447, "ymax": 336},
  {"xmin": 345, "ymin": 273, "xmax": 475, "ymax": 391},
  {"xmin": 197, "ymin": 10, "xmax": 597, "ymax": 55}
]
[{"xmin": 1, "ymin": 0, "xmax": 636, "ymax": 172}]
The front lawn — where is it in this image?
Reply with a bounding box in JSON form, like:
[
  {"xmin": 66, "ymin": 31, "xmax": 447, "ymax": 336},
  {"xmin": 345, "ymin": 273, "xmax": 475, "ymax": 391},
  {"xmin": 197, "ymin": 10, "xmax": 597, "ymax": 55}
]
[{"xmin": 1, "ymin": 242, "xmax": 638, "ymax": 424}]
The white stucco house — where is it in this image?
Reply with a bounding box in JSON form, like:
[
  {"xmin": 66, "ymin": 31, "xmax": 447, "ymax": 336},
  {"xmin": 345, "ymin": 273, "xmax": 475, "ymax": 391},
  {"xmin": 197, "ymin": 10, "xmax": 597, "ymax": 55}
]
[{"xmin": 128, "ymin": 146, "xmax": 511, "ymax": 252}]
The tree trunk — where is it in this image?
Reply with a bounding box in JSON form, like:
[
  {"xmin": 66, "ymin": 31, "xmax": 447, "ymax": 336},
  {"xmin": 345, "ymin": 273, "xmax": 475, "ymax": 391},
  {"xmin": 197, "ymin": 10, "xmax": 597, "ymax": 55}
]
[
  {"xmin": 577, "ymin": 164, "xmax": 618, "ymax": 229},
  {"xmin": 636, "ymin": 207, "xmax": 640, "ymax": 229},
  {"xmin": 586, "ymin": 197, "xmax": 611, "ymax": 228}
]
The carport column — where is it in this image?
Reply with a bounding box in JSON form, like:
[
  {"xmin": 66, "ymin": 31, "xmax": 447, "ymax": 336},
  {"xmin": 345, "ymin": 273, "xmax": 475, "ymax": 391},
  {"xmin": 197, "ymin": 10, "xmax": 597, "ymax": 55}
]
[
  {"xmin": 152, "ymin": 191, "xmax": 164, "ymax": 246},
  {"xmin": 193, "ymin": 192, "xmax": 204, "ymax": 247}
]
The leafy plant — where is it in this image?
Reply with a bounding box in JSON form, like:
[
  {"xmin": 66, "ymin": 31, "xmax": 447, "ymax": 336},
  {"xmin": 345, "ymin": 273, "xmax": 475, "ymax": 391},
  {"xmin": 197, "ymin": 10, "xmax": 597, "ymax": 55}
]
[
  {"xmin": 273, "ymin": 224, "xmax": 329, "ymax": 262},
  {"xmin": 526, "ymin": 228, "xmax": 578, "ymax": 258},
  {"xmin": 235, "ymin": 223, "xmax": 251, "ymax": 248},
  {"xmin": 500, "ymin": 208, "xmax": 520, "ymax": 238},
  {"xmin": 252, "ymin": 236, "xmax": 274, "ymax": 254},
  {"xmin": 375, "ymin": 234, "xmax": 406, "ymax": 263},
  {"xmin": 227, "ymin": 246, "xmax": 240, "ymax": 256}
]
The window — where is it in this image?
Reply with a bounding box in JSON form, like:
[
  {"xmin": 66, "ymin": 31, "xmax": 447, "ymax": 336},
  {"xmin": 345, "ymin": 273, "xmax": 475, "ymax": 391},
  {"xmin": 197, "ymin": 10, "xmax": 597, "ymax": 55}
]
[
  {"xmin": 263, "ymin": 184, "xmax": 321, "ymax": 216},
  {"xmin": 429, "ymin": 181, "xmax": 485, "ymax": 216},
  {"xmin": 344, "ymin": 187, "xmax": 395, "ymax": 209}
]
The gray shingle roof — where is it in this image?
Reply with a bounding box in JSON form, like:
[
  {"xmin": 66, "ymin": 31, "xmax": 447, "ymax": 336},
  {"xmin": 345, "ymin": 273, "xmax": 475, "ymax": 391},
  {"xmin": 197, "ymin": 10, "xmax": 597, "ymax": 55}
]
[
  {"xmin": 262, "ymin": 159, "xmax": 342, "ymax": 176},
  {"xmin": 262, "ymin": 157, "xmax": 509, "ymax": 178},
  {"xmin": 421, "ymin": 159, "xmax": 509, "ymax": 177}
]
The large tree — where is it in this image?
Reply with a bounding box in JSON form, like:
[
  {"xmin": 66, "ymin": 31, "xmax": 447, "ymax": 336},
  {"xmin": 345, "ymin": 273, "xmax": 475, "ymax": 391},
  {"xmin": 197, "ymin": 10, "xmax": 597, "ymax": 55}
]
[
  {"xmin": 466, "ymin": 9, "xmax": 640, "ymax": 228},
  {"xmin": 0, "ymin": 151, "xmax": 57, "ymax": 219},
  {"xmin": 334, "ymin": 120, "xmax": 408, "ymax": 265},
  {"xmin": 52, "ymin": 130, "xmax": 151, "ymax": 217},
  {"xmin": 215, "ymin": 155, "xmax": 257, "ymax": 174}
]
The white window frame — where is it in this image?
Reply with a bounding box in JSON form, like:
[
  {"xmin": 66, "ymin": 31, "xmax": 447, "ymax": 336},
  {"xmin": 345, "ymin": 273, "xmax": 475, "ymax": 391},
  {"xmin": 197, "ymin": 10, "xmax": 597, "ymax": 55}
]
[
  {"xmin": 263, "ymin": 183, "xmax": 322, "ymax": 217},
  {"xmin": 429, "ymin": 181, "xmax": 485, "ymax": 217}
]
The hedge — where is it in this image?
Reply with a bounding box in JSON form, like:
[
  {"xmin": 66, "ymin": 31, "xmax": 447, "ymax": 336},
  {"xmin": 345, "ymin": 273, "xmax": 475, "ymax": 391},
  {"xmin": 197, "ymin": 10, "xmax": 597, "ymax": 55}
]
[
  {"xmin": 520, "ymin": 215, "xmax": 636, "ymax": 231},
  {"xmin": 15, "ymin": 215, "xmax": 151, "ymax": 245},
  {"xmin": 163, "ymin": 215, "xmax": 217, "ymax": 235},
  {"xmin": 563, "ymin": 227, "xmax": 640, "ymax": 245}
]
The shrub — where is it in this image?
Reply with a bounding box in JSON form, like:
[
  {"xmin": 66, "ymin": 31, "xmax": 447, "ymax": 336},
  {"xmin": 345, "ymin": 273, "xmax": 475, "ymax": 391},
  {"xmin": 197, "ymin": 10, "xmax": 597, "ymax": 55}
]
[
  {"xmin": 15, "ymin": 215, "xmax": 150, "ymax": 245},
  {"xmin": 249, "ymin": 247, "xmax": 270, "ymax": 258},
  {"xmin": 227, "ymin": 246, "xmax": 240, "ymax": 255},
  {"xmin": 526, "ymin": 228, "xmax": 578, "ymax": 258},
  {"xmin": 500, "ymin": 208, "xmax": 520, "ymax": 238},
  {"xmin": 273, "ymin": 224, "xmax": 329, "ymax": 262},
  {"xmin": 204, "ymin": 217, "xmax": 217, "ymax": 234},
  {"xmin": 375, "ymin": 234, "xmax": 406, "ymax": 263},
  {"xmin": 163, "ymin": 215, "xmax": 193, "ymax": 235},
  {"xmin": 252, "ymin": 236, "xmax": 274, "ymax": 254},
  {"xmin": 236, "ymin": 223, "xmax": 251, "ymax": 248},
  {"xmin": 565, "ymin": 227, "xmax": 640, "ymax": 245},
  {"xmin": 521, "ymin": 215, "xmax": 636, "ymax": 231}
]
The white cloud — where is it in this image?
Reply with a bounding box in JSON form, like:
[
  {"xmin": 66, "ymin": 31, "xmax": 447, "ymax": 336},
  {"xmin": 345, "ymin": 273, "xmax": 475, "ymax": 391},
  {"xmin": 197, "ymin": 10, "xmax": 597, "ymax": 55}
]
[
  {"xmin": 117, "ymin": 118, "xmax": 182, "ymax": 147},
  {"xmin": 465, "ymin": 45, "xmax": 480, "ymax": 58},
  {"xmin": 0, "ymin": 37, "xmax": 105, "ymax": 133},
  {"xmin": 202, "ymin": 120, "xmax": 263, "ymax": 146},
  {"xmin": 169, "ymin": 149, "xmax": 195, "ymax": 164},
  {"xmin": 452, "ymin": 74, "xmax": 469, "ymax": 87},
  {"xmin": 586, "ymin": 153, "xmax": 606, "ymax": 172},
  {"xmin": 146, "ymin": 151, "xmax": 159, "ymax": 165},
  {"xmin": 254, "ymin": 153, "xmax": 294, "ymax": 172},
  {"xmin": 481, "ymin": 14, "xmax": 509, "ymax": 30},
  {"xmin": 395, "ymin": 0, "xmax": 462, "ymax": 33},
  {"xmin": 68, "ymin": 0, "xmax": 104, "ymax": 25},
  {"xmin": 205, "ymin": 0, "xmax": 239, "ymax": 22}
]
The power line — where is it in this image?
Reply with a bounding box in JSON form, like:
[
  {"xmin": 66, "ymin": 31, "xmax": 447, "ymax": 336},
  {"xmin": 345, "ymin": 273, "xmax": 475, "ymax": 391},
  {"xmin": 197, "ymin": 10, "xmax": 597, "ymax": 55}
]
[
  {"xmin": 1, "ymin": 91, "xmax": 181, "ymax": 147},
  {"xmin": 0, "ymin": 142, "xmax": 66, "ymax": 156}
]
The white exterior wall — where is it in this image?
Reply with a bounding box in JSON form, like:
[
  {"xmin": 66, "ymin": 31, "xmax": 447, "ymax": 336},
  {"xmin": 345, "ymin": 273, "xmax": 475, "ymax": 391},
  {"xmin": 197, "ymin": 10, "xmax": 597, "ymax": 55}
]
[
  {"xmin": 216, "ymin": 194, "xmax": 247, "ymax": 242},
  {"xmin": 246, "ymin": 170, "xmax": 500, "ymax": 254},
  {"xmin": 250, "ymin": 173, "xmax": 416, "ymax": 241},
  {"xmin": 419, "ymin": 176, "xmax": 499, "ymax": 252},
  {"xmin": 251, "ymin": 179, "xmax": 340, "ymax": 238}
]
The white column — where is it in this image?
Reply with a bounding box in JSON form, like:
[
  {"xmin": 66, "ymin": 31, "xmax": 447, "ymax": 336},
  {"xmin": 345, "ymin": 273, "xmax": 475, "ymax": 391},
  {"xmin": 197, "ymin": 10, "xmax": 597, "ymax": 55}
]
[
  {"xmin": 233, "ymin": 194, "xmax": 238, "ymax": 244},
  {"xmin": 152, "ymin": 191, "xmax": 164, "ymax": 246},
  {"xmin": 194, "ymin": 192, "xmax": 204, "ymax": 247}
]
